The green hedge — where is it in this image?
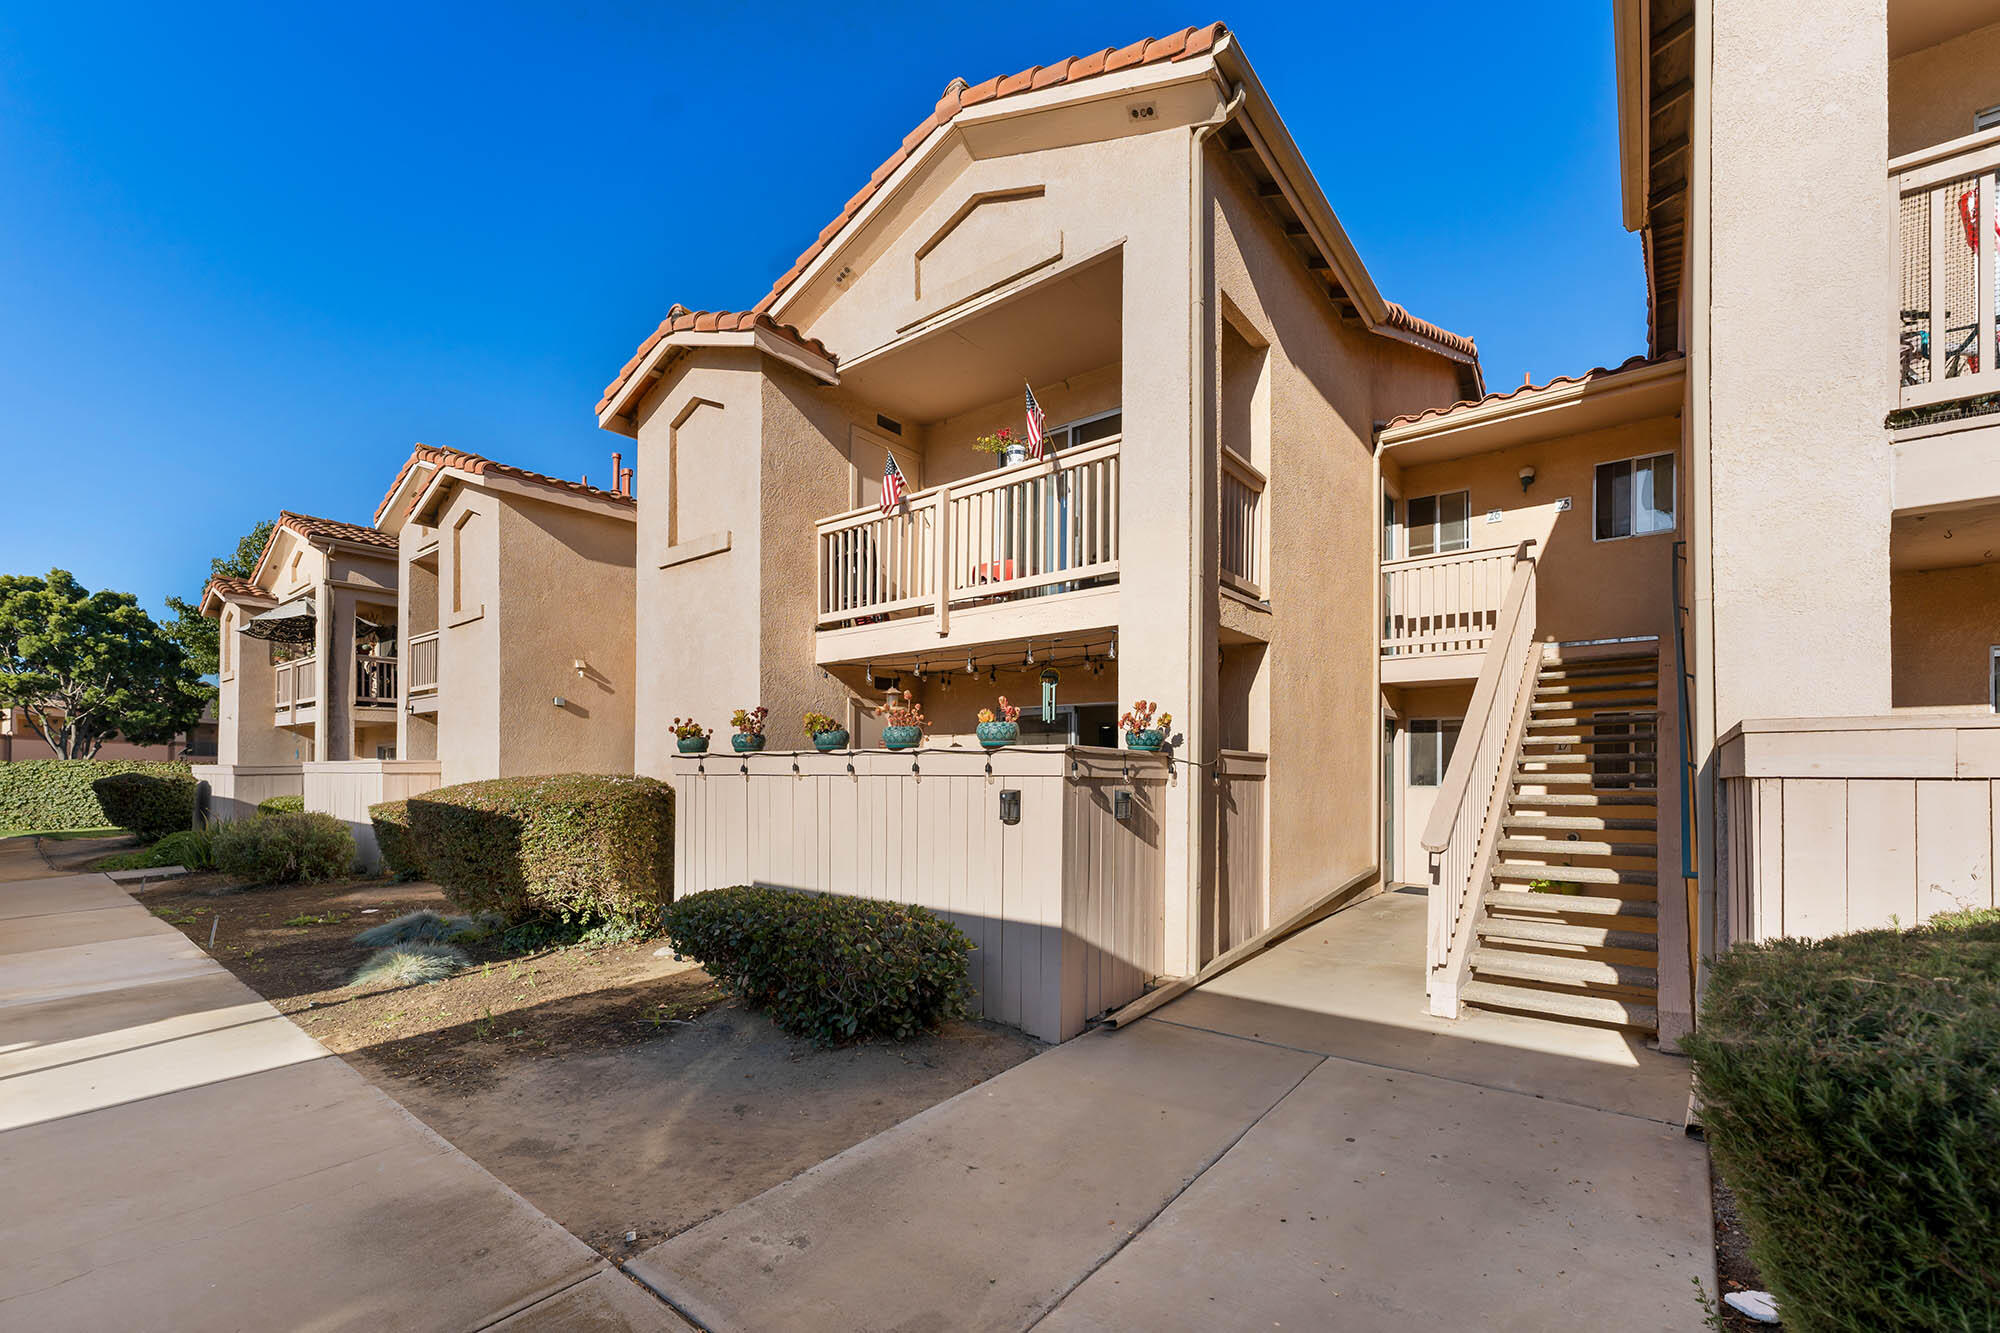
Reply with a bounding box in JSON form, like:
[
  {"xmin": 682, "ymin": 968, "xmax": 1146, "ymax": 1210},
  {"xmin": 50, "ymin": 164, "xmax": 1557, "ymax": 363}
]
[
  {"xmin": 257, "ymin": 794, "xmax": 304, "ymax": 815},
  {"xmin": 213, "ymin": 812, "xmax": 356, "ymax": 885},
  {"xmin": 1686, "ymin": 912, "xmax": 2000, "ymax": 1332},
  {"xmin": 661, "ymin": 886, "xmax": 970, "ymax": 1044},
  {"xmin": 389, "ymin": 773, "xmax": 671, "ymax": 923},
  {"xmin": 92, "ymin": 772, "xmax": 198, "ymax": 841},
  {"xmin": 0, "ymin": 759, "xmax": 193, "ymax": 834},
  {"xmin": 367, "ymin": 798, "xmax": 424, "ymax": 880}
]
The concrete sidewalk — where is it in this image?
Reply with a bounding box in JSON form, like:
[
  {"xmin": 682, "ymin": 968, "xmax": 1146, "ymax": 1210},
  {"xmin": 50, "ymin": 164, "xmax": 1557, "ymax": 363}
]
[
  {"xmin": 628, "ymin": 889, "xmax": 1714, "ymax": 1331},
  {"xmin": 0, "ymin": 837, "xmax": 687, "ymax": 1332}
]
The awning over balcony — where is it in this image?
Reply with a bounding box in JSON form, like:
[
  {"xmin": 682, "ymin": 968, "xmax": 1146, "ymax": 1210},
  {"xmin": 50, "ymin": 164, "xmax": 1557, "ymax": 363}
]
[{"xmin": 242, "ymin": 600, "xmax": 316, "ymax": 644}]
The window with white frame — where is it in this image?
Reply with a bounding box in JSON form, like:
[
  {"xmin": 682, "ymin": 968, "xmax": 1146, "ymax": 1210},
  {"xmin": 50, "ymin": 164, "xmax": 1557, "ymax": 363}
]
[
  {"xmin": 1405, "ymin": 491, "xmax": 1470, "ymax": 557},
  {"xmin": 1046, "ymin": 408, "xmax": 1120, "ymax": 450},
  {"xmin": 1407, "ymin": 717, "xmax": 1462, "ymax": 787},
  {"xmin": 1594, "ymin": 452, "xmax": 1677, "ymax": 541}
]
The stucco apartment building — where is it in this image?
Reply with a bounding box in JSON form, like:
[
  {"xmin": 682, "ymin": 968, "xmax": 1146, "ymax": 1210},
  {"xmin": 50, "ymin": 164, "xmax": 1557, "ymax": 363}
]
[
  {"xmin": 1378, "ymin": 0, "xmax": 2000, "ymax": 1047},
  {"xmin": 595, "ymin": 24, "xmax": 1484, "ymax": 1037}
]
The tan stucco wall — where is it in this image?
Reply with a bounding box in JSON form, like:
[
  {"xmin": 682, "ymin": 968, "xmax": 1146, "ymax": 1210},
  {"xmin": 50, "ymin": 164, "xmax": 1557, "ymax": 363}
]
[
  {"xmin": 1207, "ymin": 134, "xmax": 1464, "ymax": 921},
  {"xmin": 494, "ymin": 493, "xmax": 636, "ymax": 777},
  {"xmin": 434, "ymin": 486, "xmax": 502, "ymax": 784},
  {"xmin": 1703, "ymin": 1, "xmax": 1895, "ymax": 728},
  {"xmin": 1892, "ymin": 561, "xmax": 2000, "ymax": 708},
  {"xmin": 1888, "ymin": 19, "xmax": 2000, "ymax": 157}
]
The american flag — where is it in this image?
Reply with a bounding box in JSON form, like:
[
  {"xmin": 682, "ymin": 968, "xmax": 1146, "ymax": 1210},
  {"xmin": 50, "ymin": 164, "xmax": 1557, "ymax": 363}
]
[
  {"xmin": 880, "ymin": 450, "xmax": 907, "ymax": 513},
  {"xmin": 1024, "ymin": 383, "xmax": 1046, "ymax": 459}
]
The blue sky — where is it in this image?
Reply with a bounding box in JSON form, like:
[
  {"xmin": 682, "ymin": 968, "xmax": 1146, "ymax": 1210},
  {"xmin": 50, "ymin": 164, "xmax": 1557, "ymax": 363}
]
[{"xmin": 0, "ymin": 2, "xmax": 1641, "ymax": 615}]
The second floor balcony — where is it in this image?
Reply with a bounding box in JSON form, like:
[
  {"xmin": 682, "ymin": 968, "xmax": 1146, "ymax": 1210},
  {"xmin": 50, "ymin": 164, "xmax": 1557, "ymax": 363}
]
[
  {"xmin": 1895, "ymin": 125, "xmax": 2000, "ymax": 417},
  {"xmin": 1380, "ymin": 541, "xmax": 1520, "ymax": 683},
  {"xmin": 815, "ymin": 437, "xmax": 1122, "ymax": 662}
]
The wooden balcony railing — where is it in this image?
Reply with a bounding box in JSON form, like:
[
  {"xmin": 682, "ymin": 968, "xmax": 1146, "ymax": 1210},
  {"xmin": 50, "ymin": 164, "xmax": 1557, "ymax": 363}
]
[
  {"xmin": 356, "ymin": 654, "xmax": 397, "ymax": 706},
  {"xmin": 1220, "ymin": 448, "xmax": 1266, "ymax": 598},
  {"xmin": 408, "ymin": 631, "xmax": 439, "ymax": 695},
  {"xmin": 817, "ymin": 438, "xmax": 1121, "ymax": 631},
  {"xmin": 1895, "ymin": 127, "xmax": 2000, "ymax": 410},
  {"xmin": 274, "ymin": 657, "xmax": 317, "ymax": 709},
  {"xmin": 1381, "ymin": 541, "xmax": 1524, "ymax": 659}
]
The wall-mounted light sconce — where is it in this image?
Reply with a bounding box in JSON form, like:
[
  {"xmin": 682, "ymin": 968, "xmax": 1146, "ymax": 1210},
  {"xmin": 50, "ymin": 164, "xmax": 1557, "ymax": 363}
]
[
  {"xmin": 573, "ymin": 659, "xmax": 588, "ymax": 678},
  {"xmin": 1113, "ymin": 789, "xmax": 1133, "ymax": 822},
  {"xmin": 1519, "ymin": 465, "xmax": 1537, "ymax": 493},
  {"xmin": 552, "ymin": 695, "xmax": 568, "ymax": 708},
  {"xmin": 998, "ymin": 789, "xmax": 1021, "ymax": 825}
]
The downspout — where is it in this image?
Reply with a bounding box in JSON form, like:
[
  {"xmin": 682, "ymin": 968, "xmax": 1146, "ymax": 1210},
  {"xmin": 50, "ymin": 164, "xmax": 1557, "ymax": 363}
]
[{"xmin": 1188, "ymin": 80, "xmax": 1246, "ymax": 967}]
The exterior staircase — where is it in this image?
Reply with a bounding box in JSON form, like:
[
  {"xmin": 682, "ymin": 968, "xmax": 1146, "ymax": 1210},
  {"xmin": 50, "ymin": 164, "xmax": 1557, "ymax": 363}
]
[{"xmin": 1462, "ymin": 650, "xmax": 1661, "ymax": 1034}]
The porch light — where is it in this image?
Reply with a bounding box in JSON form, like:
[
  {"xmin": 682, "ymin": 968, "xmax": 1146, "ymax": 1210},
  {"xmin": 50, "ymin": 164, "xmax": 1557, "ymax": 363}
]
[
  {"xmin": 1519, "ymin": 465, "xmax": 1536, "ymax": 492},
  {"xmin": 916, "ymin": 660, "xmax": 925, "ymax": 681},
  {"xmin": 1025, "ymin": 641, "xmax": 1034, "ymax": 665},
  {"xmin": 998, "ymin": 790, "xmax": 1021, "ymax": 825},
  {"xmin": 552, "ymin": 696, "xmax": 567, "ymax": 708}
]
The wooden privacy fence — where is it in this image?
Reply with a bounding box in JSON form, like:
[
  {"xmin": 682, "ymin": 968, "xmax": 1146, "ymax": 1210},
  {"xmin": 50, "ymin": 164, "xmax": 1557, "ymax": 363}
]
[
  {"xmin": 1208, "ymin": 751, "xmax": 1269, "ymax": 965},
  {"xmin": 302, "ymin": 760, "xmax": 443, "ymax": 868},
  {"xmin": 669, "ymin": 746, "xmax": 1167, "ymax": 1043}
]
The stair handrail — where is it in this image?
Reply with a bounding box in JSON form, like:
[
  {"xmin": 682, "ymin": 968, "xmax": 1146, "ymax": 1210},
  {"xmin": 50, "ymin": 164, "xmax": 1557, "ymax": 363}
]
[{"xmin": 1420, "ymin": 539, "xmax": 1542, "ymax": 1015}]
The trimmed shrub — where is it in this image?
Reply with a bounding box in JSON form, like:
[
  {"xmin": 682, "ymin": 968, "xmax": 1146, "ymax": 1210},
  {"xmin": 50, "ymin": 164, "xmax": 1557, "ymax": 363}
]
[
  {"xmin": 212, "ymin": 812, "xmax": 356, "ymax": 885},
  {"xmin": 1686, "ymin": 916, "xmax": 2000, "ymax": 1332},
  {"xmin": 257, "ymin": 794, "xmax": 305, "ymax": 815},
  {"xmin": 350, "ymin": 942, "xmax": 467, "ymax": 988},
  {"xmin": 402, "ymin": 774, "xmax": 672, "ymax": 924},
  {"xmin": 661, "ymin": 886, "xmax": 971, "ymax": 1045},
  {"xmin": 91, "ymin": 771, "xmax": 198, "ymax": 841},
  {"xmin": 0, "ymin": 759, "xmax": 193, "ymax": 834},
  {"xmin": 366, "ymin": 798, "xmax": 424, "ymax": 881}
]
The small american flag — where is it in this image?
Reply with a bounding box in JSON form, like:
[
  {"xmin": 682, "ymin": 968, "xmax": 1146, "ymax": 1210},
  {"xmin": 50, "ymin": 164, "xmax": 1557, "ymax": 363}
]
[
  {"xmin": 1024, "ymin": 383, "xmax": 1046, "ymax": 459},
  {"xmin": 880, "ymin": 450, "xmax": 907, "ymax": 513}
]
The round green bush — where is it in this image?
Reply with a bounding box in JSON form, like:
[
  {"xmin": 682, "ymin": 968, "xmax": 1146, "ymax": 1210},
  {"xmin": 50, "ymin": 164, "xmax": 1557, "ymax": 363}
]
[
  {"xmin": 662, "ymin": 886, "xmax": 971, "ymax": 1044},
  {"xmin": 1686, "ymin": 914, "xmax": 2000, "ymax": 1332},
  {"xmin": 151, "ymin": 827, "xmax": 217, "ymax": 872},
  {"xmin": 366, "ymin": 798, "xmax": 425, "ymax": 881},
  {"xmin": 91, "ymin": 771, "xmax": 198, "ymax": 841},
  {"xmin": 213, "ymin": 812, "xmax": 356, "ymax": 885},
  {"xmin": 391, "ymin": 774, "xmax": 671, "ymax": 924},
  {"xmin": 256, "ymin": 794, "xmax": 305, "ymax": 815}
]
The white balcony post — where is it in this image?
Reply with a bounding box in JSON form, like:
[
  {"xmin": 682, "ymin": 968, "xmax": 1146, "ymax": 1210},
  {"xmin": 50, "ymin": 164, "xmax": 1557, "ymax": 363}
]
[{"xmin": 934, "ymin": 484, "xmax": 951, "ymax": 635}]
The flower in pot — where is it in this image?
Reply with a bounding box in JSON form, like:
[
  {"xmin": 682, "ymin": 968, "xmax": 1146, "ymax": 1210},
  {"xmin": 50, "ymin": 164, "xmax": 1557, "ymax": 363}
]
[
  {"xmin": 803, "ymin": 710, "xmax": 849, "ymax": 752},
  {"xmin": 730, "ymin": 705, "xmax": 770, "ymax": 753},
  {"xmin": 670, "ymin": 717, "xmax": 710, "ymax": 755},
  {"xmin": 1118, "ymin": 700, "xmax": 1172, "ymax": 752},
  {"xmin": 873, "ymin": 690, "xmax": 928, "ymax": 751},
  {"xmin": 976, "ymin": 696, "xmax": 1022, "ymax": 749},
  {"xmin": 972, "ymin": 426, "xmax": 1028, "ymax": 468}
]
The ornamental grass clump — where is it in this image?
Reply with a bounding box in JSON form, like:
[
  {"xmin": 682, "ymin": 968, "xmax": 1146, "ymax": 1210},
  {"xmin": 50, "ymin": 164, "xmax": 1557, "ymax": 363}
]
[
  {"xmin": 352, "ymin": 909, "xmax": 491, "ymax": 948},
  {"xmin": 1684, "ymin": 912, "xmax": 2000, "ymax": 1332},
  {"xmin": 349, "ymin": 942, "xmax": 468, "ymax": 988},
  {"xmin": 662, "ymin": 886, "xmax": 971, "ymax": 1045}
]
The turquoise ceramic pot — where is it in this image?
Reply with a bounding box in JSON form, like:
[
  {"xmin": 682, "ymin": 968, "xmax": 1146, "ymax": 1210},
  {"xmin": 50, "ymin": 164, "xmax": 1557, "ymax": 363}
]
[
  {"xmin": 676, "ymin": 735, "xmax": 709, "ymax": 755},
  {"xmin": 732, "ymin": 733, "xmax": 767, "ymax": 753},
  {"xmin": 811, "ymin": 729, "xmax": 850, "ymax": 752},
  {"xmin": 882, "ymin": 725, "xmax": 922, "ymax": 751},
  {"xmin": 1125, "ymin": 728, "xmax": 1166, "ymax": 752},
  {"xmin": 976, "ymin": 721, "xmax": 1020, "ymax": 749}
]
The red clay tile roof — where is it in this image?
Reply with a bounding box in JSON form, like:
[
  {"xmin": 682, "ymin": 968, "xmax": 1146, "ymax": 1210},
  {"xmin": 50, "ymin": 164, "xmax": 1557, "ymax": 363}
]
[
  {"xmin": 1382, "ymin": 303, "xmax": 1477, "ymax": 362},
  {"xmin": 276, "ymin": 511, "xmax": 396, "ymax": 549},
  {"xmin": 202, "ymin": 576, "xmax": 272, "ymax": 604},
  {"xmin": 393, "ymin": 444, "xmax": 638, "ymax": 521},
  {"xmin": 1379, "ymin": 352, "xmax": 1684, "ymax": 431},
  {"xmin": 594, "ymin": 310, "xmax": 835, "ymax": 417}
]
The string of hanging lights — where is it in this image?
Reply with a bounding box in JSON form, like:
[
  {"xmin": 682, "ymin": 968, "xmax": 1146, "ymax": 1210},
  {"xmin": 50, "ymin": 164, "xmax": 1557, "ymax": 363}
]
[{"xmin": 833, "ymin": 633, "xmax": 1119, "ymax": 691}]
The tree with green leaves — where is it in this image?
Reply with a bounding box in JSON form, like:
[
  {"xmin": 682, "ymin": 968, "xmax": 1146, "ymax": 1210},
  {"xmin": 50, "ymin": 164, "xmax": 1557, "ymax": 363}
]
[
  {"xmin": 0, "ymin": 570, "xmax": 208, "ymax": 759},
  {"xmin": 163, "ymin": 518, "xmax": 273, "ymax": 681}
]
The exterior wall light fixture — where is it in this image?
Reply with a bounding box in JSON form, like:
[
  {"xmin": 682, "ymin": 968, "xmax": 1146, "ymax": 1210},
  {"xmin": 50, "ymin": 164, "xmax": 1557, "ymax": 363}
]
[{"xmin": 1519, "ymin": 465, "xmax": 1537, "ymax": 492}]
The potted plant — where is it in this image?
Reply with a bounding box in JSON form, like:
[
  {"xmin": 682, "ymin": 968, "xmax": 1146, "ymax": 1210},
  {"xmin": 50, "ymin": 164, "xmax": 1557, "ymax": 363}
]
[
  {"xmin": 973, "ymin": 426, "xmax": 1029, "ymax": 469},
  {"xmin": 1119, "ymin": 700, "xmax": 1172, "ymax": 752},
  {"xmin": 874, "ymin": 690, "xmax": 928, "ymax": 751},
  {"xmin": 730, "ymin": 705, "xmax": 769, "ymax": 753},
  {"xmin": 803, "ymin": 711, "xmax": 849, "ymax": 752},
  {"xmin": 976, "ymin": 696, "xmax": 1022, "ymax": 749},
  {"xmin": 670, "ymin": 717, "xmax": 710, "ymax": 755}
]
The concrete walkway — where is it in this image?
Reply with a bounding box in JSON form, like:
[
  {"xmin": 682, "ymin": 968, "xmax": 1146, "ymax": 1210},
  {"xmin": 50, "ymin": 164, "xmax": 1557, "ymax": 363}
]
[
  {"xmin": 629, "ymin": 888, "xmax": 1714, "ymax": 1331},
  {"xmin": 0, "ymin": 837, "xmax": 687, "ymax": 1332}
]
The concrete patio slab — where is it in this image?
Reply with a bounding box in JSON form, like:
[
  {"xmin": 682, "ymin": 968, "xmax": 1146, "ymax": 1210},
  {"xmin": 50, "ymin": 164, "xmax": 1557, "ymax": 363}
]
[
  {"xmin": 0, "ymin": 930, "xmax": 217, "ymax": 1009},
  {"xmin": 492, "ymin": 1269, "xmax": 697, "ymax": 1331},
  {"xmin": 626, "ymin": 1019, "xmax": 1321, "ymax": 1332},
  {"xmin": 0, "ymin": 871, "xmax": 137, "ymax": 920},
  {"xmin": 1040, "ymin": 1054, "xmax": 1712, "ymax": 1332},
  {"xmin": 0, "ymin": 901, "xmax": 183, "ymax": 954},
  {"xmin": 1155, "ymin": 889, "xmax": 1692, "ymax": 1124}
]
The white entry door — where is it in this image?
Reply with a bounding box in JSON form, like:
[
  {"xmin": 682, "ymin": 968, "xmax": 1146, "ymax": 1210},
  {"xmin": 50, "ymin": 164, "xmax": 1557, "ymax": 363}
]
[{"xmin": 1398, "ymin": 718, "xmax": 1461, "ymax": 887}]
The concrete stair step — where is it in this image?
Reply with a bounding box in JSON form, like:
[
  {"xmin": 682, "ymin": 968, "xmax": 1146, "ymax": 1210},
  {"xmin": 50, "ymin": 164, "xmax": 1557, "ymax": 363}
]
[
  {"xmin": 1536, "ymin": 661, "xmax": 1658, "ymax": 681},
  {"xmin": 1521, "ymin": 731, "xmax": 1660, "ymax": 747},
  {"xmin": 1529, "ymin": 696, "xmax": 1658, "ymax": 712},
  {"xmin": 1510, "ymin": 790, "xmax": 1658, "ymax": 806},
  {"xmin": 1496, "ymin": 837, "xmax": 1657, "ymax": 858},
  {"xmin": 1461, "ymin": 979, "xmax": 1659, "ymax": 1031},
  {"xmin": 1485, "ymin": 887, "xmax": 1659, "ymax": 918},
  {"xmin": 1471, "ymin": 947, "xmax": 1659, "ymax": 990},
  {"xmin": 1535, "ymin": 680, "xmax": 1661, "ymax": 697},
  {"xmin": 1495, "ymin": 861, "xmax": 1658, "ymax": 887},
  {"xmin": 1504, "ymin": 814, "xmax": 1658, "ymax": 832},
  {"xmin": 1518, "ymin": 751, "xmax": 1659, "ymax": 767},
  {"xmin": 1477, "ymin": 916, "xmax": 1658, "ymax": 951},
  {"xmin": 1527, "ymin": 712, "xmax": 1658, "ymax": 728}
]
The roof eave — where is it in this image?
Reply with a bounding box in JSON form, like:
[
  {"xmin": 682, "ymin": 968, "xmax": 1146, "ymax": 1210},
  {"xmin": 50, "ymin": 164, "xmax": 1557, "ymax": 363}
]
[
  {"xmin": 596, "ymin": 327, "xmax": 839, "ymax": 434},
  {"xmin": 1612, "ymin": 0, "xmax": 1650, "ymax": 233},
  {"xmin": 1377, "ymin": 355, "xmax": 1685, "ymax": 459}
]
